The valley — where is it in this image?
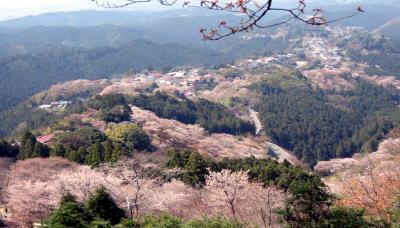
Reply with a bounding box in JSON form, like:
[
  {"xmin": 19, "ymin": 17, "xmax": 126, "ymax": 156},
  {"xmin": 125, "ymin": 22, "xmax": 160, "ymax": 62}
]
[{"xmin": 0, "ymin": 2, "xmax": 400, "ymax": 227}]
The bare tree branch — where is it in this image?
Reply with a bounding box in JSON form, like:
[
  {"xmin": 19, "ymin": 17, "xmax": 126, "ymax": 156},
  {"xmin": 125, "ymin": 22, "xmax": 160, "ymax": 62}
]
[{"xmin": 93, "ymin": 0, "xmax": 363, "ymax": 40}]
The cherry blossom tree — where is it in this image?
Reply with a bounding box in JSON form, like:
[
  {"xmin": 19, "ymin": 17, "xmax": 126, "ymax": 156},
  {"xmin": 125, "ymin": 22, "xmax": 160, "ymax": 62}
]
[
  {"xmin": 203, "ymin": 169, "xmax": 285, "ymax": 226},
  {"xmin": 204, "ymin": 169, "xmax": 249, "ymax": 219},
  {"xmin": 248, "ymin": 183, "xmax": 285, "ymax": 227},
  {"xmin": 338, "ymin": 159, "xmax": 400, "ymax": 224},
  {"xmin": 99, "ymin": 159, "xmax": 160, "ymax": 218}
]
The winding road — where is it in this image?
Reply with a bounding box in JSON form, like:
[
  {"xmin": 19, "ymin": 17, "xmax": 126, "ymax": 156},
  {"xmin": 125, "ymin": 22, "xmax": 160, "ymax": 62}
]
[
  {"xmin": 248, "ymin": 107, "xmax": 301, "ymax": 165},
  {"xmin": 248, "ymin": 108, "xmax": 262, "ymax": 135}
]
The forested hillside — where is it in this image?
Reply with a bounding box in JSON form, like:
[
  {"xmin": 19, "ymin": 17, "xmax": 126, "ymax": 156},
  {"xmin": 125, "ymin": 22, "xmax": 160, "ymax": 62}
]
[
  {"xmin": 0, "ymin": 40, "xmax": 231, "ymax": 112},
  {"xmin": 253, "ymin": 80, "xmax": 400, "ymax": 165}
]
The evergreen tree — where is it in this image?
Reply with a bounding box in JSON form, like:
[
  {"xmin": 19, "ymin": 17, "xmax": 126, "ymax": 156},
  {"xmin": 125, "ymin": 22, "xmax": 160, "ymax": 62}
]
[
  {"xmin": 123, "ymin": 126, "xmax": 151, "ymax": 151},
  {"xmin": 0, "ymin": 140, "xmax": 18, "ymax": 158},
  {"xmin": 393, "ymin": 195, "xmax": 400, "ymax": 226},
  {"xmin": 47, "ymin": 194, "xmax": 92, "ymax": 228},
  {"xmin": 279, "ymin": 175, "xmax": 332, "ymax": 227},
  {"xmin": 183, "ymin": 152, "xmax": 209, "ymax": 187},
  {"xmin": 111, "ymin": 144, "xmax": 124, "ymax": 162},
  {"xmin": 320, "ymin": 207, "xmax": 369, "ymax": 228},
  {"xmin": 67, "ymin": 149, "xmax": 81, "ymax": 164},
  {"xmin": 103, "ymin": 140, "xmax": 113, "ymax": 162},
  {"xmin": 86, "ymin": 187, "xmax": 125, "ymax": 225},
  {"xmin": 165, "ymin": 148, "xmax": 191, "ymax": 168},
  {"xmin": 22, "ymin": 138, "xmax": 35, "ymax": 159},
  {"xmin": 32, "ymin": 142, "xmax": 42, "ymax": 158},
  {"xmin": 63, "ymin": 145, "xmax": 74, "ymax": 159},
  {"xmin": 51, "ymin": 144, "xmax": 66, "ymax": 157},
  {"xmin": 87, "ymin": 142, "xmax": 104, "ymax": 167},
  {"xmin": 89, "ymin": 220, "xmax": 112, "ymax": 228},
  {"xmin": 19, "ymin": 131, "xmax": 37, "ymax": 159}
]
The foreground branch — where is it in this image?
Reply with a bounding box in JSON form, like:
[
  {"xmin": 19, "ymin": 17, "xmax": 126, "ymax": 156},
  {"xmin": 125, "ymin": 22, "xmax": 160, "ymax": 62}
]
[{"xmin": 93, "ymin": 0, "xmax": 363, "ymax": 40}]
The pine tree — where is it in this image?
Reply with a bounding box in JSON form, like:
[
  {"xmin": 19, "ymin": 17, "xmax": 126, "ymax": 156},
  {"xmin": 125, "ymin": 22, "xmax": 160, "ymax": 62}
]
[
  {"xmin": 183, "ymin": 152, "xmax": 209, "ymax": 187},
  {"xmin": 103, "ymin": 140, "xmax": 113, "ymax": 162},
  {"xmin": 67, "ymin": 149, "xmax": 81, "ymax": 164},
  {"xmin": 111, "ymin": 144, "xmax": 124, "ymax": 162},
  {"xmin": 51, "ymin": 144, "xmax": 66, "ymax": 157},
  {"xmin": 87, "ymin": 142, "xmax": 104, "ymax": 167},
  {"xmin": 48, "ymin": 195, "xmax": 92, "ymax": 228},
  {"xmin": 22, "ymin": 138, "xmax": 35, "ymax": 159},
  {"xmin": 19, "ymin": 131, "xmax": 37, "ymax": 159},
  {"xmin": 77, "ymin": 147, "xmax": 88, "ymax": 164},
  {"xmin": 279, "ymin": 175, "xmax": 332, "ymax": 227},
  {"xmin": 32, "ymin": 142, "xmax": 42, "ymax": 158},
  {"xmin": 86, "ymin": 186, "xmax": 125, "ymax": 225},
  {"xmin": 64, "ymin": 145, "xmax": 74, "ymax": 159}
]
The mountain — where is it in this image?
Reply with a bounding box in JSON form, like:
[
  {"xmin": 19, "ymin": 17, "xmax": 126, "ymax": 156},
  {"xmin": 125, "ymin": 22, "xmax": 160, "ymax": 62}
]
[
  {"xmin": 0, "ymin": 39, "xmax": 232, "ymax": 113},
  {"xmin": 0, "ymin": 9, "xmax": 231, "ymax": 28},
  {"xmin": 373, "ymin": 17, "xmax": 400, "ymax": 40},
  {"xmin": 1, "ymin": 2, "xmax": 399, "ymax": 31},
  {"xmin": 325, "ymin": 4, "xmax": 400, "ymax": 30}
]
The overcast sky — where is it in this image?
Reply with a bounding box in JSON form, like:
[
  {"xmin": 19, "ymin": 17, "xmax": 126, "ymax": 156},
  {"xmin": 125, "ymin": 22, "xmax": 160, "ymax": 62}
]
[{"xmin": 0, "ymin": 0, "xmax": 165, "ymax": 21}]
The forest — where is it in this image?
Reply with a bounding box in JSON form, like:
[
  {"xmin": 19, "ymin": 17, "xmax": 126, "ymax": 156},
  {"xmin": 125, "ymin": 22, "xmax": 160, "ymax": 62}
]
[
  {"xmin": 0, "ymin": 40, "xmax": 232, "ymax": 113},
  {"xmin": 128, "ymin": 92, "xmax": 255, "ymax": 135},
  {"xmin": 254, "ymin": 80, "xmax": 400, "ymax": 164}
]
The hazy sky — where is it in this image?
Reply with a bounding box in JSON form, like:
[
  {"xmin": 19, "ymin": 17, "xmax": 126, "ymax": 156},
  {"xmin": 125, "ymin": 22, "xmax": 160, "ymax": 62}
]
[{"xmin": 0, "ymin": 0, "xmax": 164, "ymax": 21}]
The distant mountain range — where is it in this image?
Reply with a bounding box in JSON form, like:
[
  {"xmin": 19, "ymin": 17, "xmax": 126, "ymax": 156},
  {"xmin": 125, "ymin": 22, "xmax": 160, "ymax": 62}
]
[
  {"xmin": 373, "ymin": 17, "xmax": 400, "ymax": 40},
  {"xmin": 0, "ymin": 1, "xmax": 399, "ymax": 30}
]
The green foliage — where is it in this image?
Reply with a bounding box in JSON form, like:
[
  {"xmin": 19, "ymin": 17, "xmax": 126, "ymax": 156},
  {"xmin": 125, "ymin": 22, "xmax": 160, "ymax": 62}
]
[
  {"xmin": 348, "ymin": 35, "xmax": 400, "ymax": 78},
  {"xmin": 67, "ymin": 147, "xmax": 87, "ymax": 164},
  {"xmin": 89, "ymin": 94, "xmax": 128, "ymax": 110},
  {"xmin": 86, "ymin": 142, "xmax": 104, "ymax": 168},
  {"xmin": 257, "ymin": 68, "xmax": 310, "ymax": 89},
  {"xmin": 114, "ymin": 219, "xmax": 141, "ymax": 228},
  {"xmin": 319, "ymin": 207, "xmax": 369, "ymax": 228},
  {"xmin": 106, "ymin": 124, "xmax": 151, "ymax": 151},
  {"xmin": 183, "ymin": 152, "xmax": 209, "ymax": 187},
  {"xmin": 129, "ymin": 92, "xmax": 197, "ymax": 125},
  {"xmin": 165, "ymin": 151, "xmax": 337, "ymax": 226},
  {"xmin": 114, "ymin": 214, "xmax": 242, "ymax": 228},
  {"xmin": 88, "ymin": 220, "xmax": 112, "ymax": 228},
  {"xmin": 0, "ymin": 100, "xmax": 58, "ymax": 137},
  {"xmin": 19, "ymin": 131, "xmax": 49, "ymax": 159},
  {"xmin": 100, "ymin": 105, "xmax": 131, "ymax": 123},
  {"xmin": 195, "ymin": 98, "xmax": 255, "ymax": 135},
  {"xmin": 0, "ymin": 139, "xmax": 18, "ymax": 158},
  {"xmin": 49, "ymin": 124, "xmax": 144, "ymax": 166},
  {"xmin": 393, "ymin": 195, "xmax": 400, "ymax": 227},
  {"xmin": 278, "ymin": 175, "xmax": 332, "ymax": 227},
  {"xmin": 130, "ymin": 92, "xmax": 255, "ymax": 135},
  {"xmin": 89, "ymin": 94, "xmax": 132, "ymax": 123},
  {"xmin": 86, "ymin": 187, "xmax": 125, "ymax": 225},
  {"xmin": 165, "ymin": 148, "xmax": 192, "ymax": 168},
  {"xmin": 254, "ymin": 81, "xmax": 400, "ymax": 164},
  {"xmin": 60, "ymin": 192, "xmax": 78, "ymax": 205},
  {"xmin": 182, "ymin": 217, "xmax": 243, "ymax": 228},
  {"xmin": 103, "ymin": 139, "xmax": 113, "ymax": 162},
  {"xmin": 123, "ymin": 126, "xmax": 151, "ymax": 151},
  {"xmin": 49, "ymin": 189, "xmax": 124, "ymax": 228},
  {"xmin": 0, "ymin": 38, "xmax": 232, "ymax": 119},
  {"xmin": 140, "ymin": 214, "xmax": 182, "ymax": 228},
  {"xmin": 47, "ymin": 200, "xmax": 92, "ymax": 228},
  {"xmin": 55, "ymin": 126, "xmax": 107, "ymax": 150},
  {"xmin": 50, "ymin": 144, "xmax": 66, "ymax": 157}
]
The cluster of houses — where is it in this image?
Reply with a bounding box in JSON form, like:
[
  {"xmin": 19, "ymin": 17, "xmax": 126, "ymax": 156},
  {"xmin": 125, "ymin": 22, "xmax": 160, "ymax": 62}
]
[
  {"xmin": 127, "ymin": 69, "xmax": 218, "ymax": 97},
  {"xmin": 39, "ymin": 100, "xmax": 71, "ymax": 110}
]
